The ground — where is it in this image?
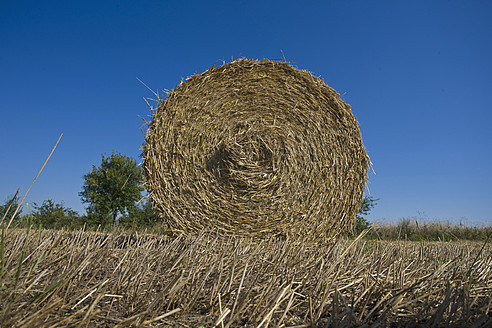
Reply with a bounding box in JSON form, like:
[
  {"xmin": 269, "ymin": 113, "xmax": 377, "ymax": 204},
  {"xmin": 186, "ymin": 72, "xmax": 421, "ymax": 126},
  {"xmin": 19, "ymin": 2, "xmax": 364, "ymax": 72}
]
[{"xmin": 1, "ymin": 228, "xmax": 490, "ymax": 327}]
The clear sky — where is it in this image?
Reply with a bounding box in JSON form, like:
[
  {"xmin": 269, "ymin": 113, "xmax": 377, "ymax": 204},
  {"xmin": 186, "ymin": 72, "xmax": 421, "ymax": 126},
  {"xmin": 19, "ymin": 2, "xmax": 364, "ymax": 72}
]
[{"xmin": 1, "ymin": 0, "xmax": 491, "ymax": 225}]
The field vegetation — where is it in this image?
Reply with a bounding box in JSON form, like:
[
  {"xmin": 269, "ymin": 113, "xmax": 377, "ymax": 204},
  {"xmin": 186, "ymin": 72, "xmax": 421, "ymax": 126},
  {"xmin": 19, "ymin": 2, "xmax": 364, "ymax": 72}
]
[
  {"xmin": 0, "ymin": 222, "xmax": 490, "ymax": 327},
  {"xmin": 365, "ymin": 219, "xmax": 491, "ymax": 242}
]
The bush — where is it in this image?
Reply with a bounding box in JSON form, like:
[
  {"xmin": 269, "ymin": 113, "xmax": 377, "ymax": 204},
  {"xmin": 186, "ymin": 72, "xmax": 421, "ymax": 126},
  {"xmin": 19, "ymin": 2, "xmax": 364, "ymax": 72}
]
[
  {"xmin": 32, "ymin": 200, "xmax": 82, "ymax": 230},
  {"xmin": 0, "ymin": 193, "xmax": 23, "ymax": 226},
  {"xmin": 119, "ymin": 200, "xmax": 160, "ymax": 229}
]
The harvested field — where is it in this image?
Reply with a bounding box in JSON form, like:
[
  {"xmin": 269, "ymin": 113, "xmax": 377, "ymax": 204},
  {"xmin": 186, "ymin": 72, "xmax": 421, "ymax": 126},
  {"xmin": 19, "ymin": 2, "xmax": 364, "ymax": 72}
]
[{"xmin": 1, "ymin": 228, "xmax": 490, "ymax": 327}]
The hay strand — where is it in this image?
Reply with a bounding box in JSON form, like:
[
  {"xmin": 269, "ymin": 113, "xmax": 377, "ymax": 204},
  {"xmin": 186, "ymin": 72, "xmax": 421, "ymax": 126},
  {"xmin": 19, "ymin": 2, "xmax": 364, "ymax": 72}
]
[{"xmin": 143, "ymin": 58, "xmax": 370, "ymax": 240}]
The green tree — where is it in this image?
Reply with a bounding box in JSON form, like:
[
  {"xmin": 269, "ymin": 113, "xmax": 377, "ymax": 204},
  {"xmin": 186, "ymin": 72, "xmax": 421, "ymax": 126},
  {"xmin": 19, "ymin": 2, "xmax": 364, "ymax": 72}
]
[
  {"xmin": 120, "ymin": 200, "xmax": 160, "ymax": 229},
  {"xmin": 32, "ymin": 200, "xmax": 81, "ymax": 229},
  {"xmin": 0, "ymin": 193, "xmax": 23, "ymax": 226},
  {"xmin": 353, "ymin": 196, "xmax": 378, "ymax": 235},
  {"xmin": 79, "ymin": 152, "xmax": 144, "ymax": 227}
]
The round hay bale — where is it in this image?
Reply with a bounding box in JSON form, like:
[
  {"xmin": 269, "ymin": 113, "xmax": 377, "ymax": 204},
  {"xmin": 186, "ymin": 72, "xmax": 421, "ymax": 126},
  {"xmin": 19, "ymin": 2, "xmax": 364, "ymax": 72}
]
[{"xmin": 143, "ymin": 58, "xmax": 370, "ymax": 240}]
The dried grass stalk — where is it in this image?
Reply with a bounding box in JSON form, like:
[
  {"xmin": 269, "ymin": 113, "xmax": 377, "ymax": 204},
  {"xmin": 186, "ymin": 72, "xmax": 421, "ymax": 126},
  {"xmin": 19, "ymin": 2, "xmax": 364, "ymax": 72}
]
[{"xmin": 143, "ymin": 58, "xmax": 370, "ymax": 240}]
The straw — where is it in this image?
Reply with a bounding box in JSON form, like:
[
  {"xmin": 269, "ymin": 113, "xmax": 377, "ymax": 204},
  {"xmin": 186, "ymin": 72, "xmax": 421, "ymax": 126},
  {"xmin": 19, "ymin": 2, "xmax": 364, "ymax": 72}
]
[{"xmin": 142, "ymin": 58, "xmax": 370, "ymax": 240}]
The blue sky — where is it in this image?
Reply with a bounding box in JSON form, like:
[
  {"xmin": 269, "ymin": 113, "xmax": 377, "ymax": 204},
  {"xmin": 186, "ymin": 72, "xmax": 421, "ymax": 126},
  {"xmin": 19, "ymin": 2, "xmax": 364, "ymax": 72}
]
[{"xmin": 1, "ymin": 0, "xmax": 491, "ymax": 225}]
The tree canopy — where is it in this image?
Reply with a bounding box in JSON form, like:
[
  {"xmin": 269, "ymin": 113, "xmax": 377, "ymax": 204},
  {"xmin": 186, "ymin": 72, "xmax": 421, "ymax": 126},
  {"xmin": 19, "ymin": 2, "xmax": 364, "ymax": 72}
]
[
  {"xmin": 79, "ymin": 152, "xmax": 144, "ymax": 227},
  {"xmin": 353, "ymin": 196, "xmax": 378, "ymax": 235}
]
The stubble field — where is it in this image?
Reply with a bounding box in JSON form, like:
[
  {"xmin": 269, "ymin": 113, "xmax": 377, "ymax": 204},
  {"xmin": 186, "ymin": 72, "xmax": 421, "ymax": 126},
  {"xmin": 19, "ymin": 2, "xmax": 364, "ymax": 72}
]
[{"xmin": 1, "ymin": 227, "xmax": 490, "ymax": 327}]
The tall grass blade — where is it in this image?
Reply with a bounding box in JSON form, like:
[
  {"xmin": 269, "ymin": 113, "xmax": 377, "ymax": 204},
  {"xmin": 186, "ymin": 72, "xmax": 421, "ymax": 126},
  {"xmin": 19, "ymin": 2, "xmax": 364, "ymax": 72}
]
[{"xmin": 6, "ymin": 133, "xmax": 63, "ymax": 229}]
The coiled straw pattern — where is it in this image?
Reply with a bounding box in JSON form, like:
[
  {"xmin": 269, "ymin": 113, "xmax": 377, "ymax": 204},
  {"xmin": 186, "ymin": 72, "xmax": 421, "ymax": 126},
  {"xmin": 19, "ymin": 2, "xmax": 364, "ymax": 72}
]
[{"xmin": 143, "ymin": 58, "xmax": 370, "ymax": 241}]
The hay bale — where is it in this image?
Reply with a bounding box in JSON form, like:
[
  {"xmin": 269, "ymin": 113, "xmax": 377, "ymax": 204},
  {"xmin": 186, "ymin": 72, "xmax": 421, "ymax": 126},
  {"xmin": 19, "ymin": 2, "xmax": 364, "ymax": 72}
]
[{"xmin": 143, "ymin": 58, "xmax": 370, "ymax": 240}]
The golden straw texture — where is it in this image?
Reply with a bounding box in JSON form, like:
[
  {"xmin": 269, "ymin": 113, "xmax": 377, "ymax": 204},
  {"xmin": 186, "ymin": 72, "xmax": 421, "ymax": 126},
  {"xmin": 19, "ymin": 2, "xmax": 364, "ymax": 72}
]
[{"xmin": 143, "ymin": 58, "xmax": 370, "ymax": 240}]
